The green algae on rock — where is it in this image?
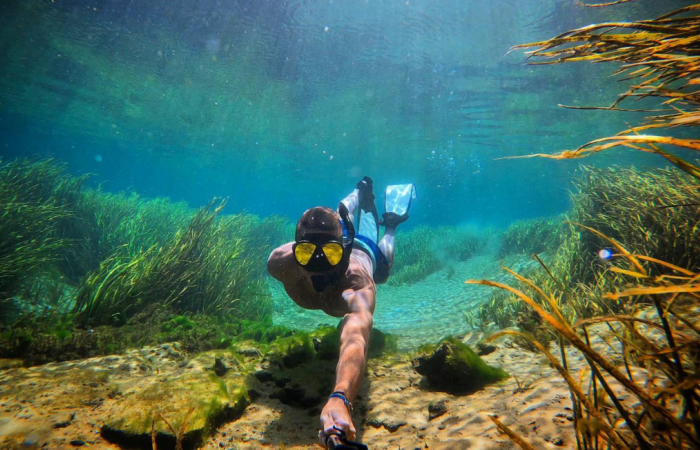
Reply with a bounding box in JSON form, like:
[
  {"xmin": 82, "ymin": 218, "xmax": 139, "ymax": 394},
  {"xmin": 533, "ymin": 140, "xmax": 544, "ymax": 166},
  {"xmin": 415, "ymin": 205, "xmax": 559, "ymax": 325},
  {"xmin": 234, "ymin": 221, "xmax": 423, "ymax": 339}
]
[
  {"xmin": 0, "ymin": 342, "xmax": 252, "ymax": 449},
  {"xmin": 311, "ymin": 323, "xmax": 397, "ymax": 361},
  {"xmin": 411, "ymin": 336, "xmax": 508, "ymax": 394},
  {"xmin": 100, "ymin": 348, "xmax": 250, "ymax": 449}
]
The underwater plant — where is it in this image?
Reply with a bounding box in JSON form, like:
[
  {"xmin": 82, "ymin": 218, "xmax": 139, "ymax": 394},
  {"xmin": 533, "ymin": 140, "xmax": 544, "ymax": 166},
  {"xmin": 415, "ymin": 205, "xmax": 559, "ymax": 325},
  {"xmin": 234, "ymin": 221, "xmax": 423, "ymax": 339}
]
[
  {"xmin": 467, "ymin": 227, "xmax": 700, "ymax": 449},
  {"xmin": 508, "ymin": 2, "xmax": 700, "ymax": 178},
  {"xmin": 389, "ymin": 225, "xmax": 487, "ymax": 286},
  {"xmin": 0, "ymin": 157, "xmax": 295, "ymax": 364},
  {"xmin": 63, "ymin": 190, "xmax": 193, "ymax": 282},
  {"xmin": 0, "ymin": 158, "xmax": 78, "ymax": 302},
  {"xmin": 487, "ymin": 165, "xmax": 700, "ymax": 330},
  {"xmin": 73, "ymin": 199, "xmax": 273, "ymax": 326},
  {"xmin": 498, "ymin": 215, "xmax": 566, "ymax": 258},
  {"xmin": 569, "ymin": 165, "xmax": 700, "ymax": 272}
]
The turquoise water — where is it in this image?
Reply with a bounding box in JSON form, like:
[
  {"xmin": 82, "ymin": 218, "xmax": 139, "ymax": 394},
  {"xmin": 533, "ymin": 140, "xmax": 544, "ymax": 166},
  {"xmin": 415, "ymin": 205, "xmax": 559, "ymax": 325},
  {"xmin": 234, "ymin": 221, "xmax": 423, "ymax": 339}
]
[
  {"xmin": 2, "ymin": 2, "xmax": 699, "ymax": 449},
  {"xmin": 1, "ymin": 0, "xmax": 689, "ymax": 227}
]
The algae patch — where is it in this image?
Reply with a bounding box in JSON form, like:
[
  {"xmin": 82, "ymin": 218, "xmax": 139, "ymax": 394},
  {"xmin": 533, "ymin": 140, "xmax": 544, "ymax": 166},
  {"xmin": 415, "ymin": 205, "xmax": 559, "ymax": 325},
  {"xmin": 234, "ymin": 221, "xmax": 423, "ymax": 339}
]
[{"xmin": 412, "ymin": 336, "xmax": 508, "ymax": 394}]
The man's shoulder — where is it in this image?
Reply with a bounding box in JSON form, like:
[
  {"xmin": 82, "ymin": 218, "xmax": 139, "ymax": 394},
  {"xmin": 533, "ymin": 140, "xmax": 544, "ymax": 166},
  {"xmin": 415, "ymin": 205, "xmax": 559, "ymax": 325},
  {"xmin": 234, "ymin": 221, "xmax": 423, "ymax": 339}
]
[
  {"xmin": 270, "ymin": 242, "xmax": 294, "ymax": 256},
  {"xmin": 267, "ymin": 242, "xmax": 295, "ymax": 279}
]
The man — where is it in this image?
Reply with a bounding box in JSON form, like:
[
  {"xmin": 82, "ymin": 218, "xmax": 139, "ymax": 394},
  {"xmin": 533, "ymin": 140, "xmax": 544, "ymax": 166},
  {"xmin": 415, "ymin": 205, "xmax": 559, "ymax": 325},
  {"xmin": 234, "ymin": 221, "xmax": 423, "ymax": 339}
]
[{"xmin": 267, "ymin": 177, "xmax": 412, "ymax": 448}]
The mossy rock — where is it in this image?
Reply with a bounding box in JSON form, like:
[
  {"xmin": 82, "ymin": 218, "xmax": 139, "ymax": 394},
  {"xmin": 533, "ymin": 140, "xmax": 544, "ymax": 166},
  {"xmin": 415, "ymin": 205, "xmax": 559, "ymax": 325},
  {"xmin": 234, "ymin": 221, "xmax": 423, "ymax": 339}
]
[
  {"xmin": 271, "ymin": 332, "xmax": 316, "ymax": 368},
  {"xmin": 369, "ymin": 328, "xmax": 398, "ymax": 357},
  {"xmin": 312, "ymin": 324, "xmax": 397, "ymax": 360},
  {"xmin": 312, "ymin": 326, "xmax": 341, "ymax": 360},
  {"xmin": 235, "ymin": 318, "xmax": 292, "ymax": 344},
  {"xmin": 101, "ymin": 350, "xmax": 249, "ymax": 449},
  {"xmin": 0, "ymin": 343, "xmax": 251, "ymax": 450},
  {"xmin": 412, "ymin": 336, "xmax": 508, "ymax": 394}
]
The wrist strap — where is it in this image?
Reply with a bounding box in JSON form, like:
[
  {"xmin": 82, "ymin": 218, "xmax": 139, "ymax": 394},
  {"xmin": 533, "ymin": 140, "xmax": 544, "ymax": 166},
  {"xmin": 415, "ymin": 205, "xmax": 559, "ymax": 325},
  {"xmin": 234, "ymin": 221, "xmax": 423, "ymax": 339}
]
[{"xmin": 329, "ymin": 391, "xmax": 353, "ymax": 414}]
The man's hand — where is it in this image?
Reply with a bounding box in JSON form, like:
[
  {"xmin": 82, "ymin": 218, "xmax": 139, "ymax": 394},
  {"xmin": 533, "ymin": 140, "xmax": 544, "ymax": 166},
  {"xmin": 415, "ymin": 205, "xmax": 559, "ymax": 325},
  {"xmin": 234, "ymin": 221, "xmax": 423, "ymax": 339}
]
[{"xmin": 319, "ymin": 396, "xmax": 355, "ymax": 448}]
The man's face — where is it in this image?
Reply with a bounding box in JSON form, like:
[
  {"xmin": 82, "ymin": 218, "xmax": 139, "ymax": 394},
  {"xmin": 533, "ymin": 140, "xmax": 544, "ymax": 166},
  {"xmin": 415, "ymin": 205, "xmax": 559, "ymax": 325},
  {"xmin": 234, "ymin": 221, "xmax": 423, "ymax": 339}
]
[{"xmin": 294, "ymin": 230, "xmax": 345, "ymax": 273}]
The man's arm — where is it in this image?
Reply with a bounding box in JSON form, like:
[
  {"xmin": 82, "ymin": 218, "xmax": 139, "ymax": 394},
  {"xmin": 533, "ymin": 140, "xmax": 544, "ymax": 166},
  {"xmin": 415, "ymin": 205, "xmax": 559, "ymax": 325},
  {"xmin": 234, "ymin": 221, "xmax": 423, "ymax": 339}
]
[
  {"xmin": 334, "ymin": 287, "xmax": 374, "ymax": 400},
  {"xmin": 319, "ymin": 286, "xmax": 376, "ymax": 447}
]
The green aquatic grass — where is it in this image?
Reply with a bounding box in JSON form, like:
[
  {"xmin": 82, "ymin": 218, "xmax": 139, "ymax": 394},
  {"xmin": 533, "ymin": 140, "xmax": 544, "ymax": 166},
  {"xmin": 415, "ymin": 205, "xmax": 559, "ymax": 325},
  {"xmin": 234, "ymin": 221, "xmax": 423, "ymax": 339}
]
[
  {"xmin": 474, "ymin": 165, "xmax": 700, "ymax": 333},
  {"xmin": 465, "ymin": 164, "xmax": 700, "ymax": 366},
  {"xmin": 0, "ymin": 158, "xmax": 287, "ymax": 332},
  {"xmin": 389, "ymin": 225, "xmax": 488, "ymax": 286},
  {"xmin": 73, "ymin": 199, "xmax": 275, "ymax": 326},
  {"xmin": 498, "ymin": 215, "xmax": 566, "ymax": 258},
  {"xmin": 0, "ymin": 158, "xmax": 78, "ymax": 302},
  {"xmin": 61, "ymin": 190, "xmax": 193, "ymax": 283}
]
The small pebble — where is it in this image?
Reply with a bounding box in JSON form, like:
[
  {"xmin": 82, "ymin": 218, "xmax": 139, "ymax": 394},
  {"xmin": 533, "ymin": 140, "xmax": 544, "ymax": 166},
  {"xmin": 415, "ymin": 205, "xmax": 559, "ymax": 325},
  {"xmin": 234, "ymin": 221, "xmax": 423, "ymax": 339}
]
[
  {"xmin": 22, "ymin": 433, "xmax": 40, "ymax": 446},
  {"xmin": 70, "ymin": 439, "xmax": 87, "ymax": 447}
]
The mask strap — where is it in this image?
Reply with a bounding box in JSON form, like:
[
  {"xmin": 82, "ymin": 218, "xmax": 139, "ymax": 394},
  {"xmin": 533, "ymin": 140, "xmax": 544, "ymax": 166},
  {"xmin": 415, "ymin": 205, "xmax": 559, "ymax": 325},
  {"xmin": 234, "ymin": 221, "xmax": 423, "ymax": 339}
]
[{"xmin": 338, "ymin": 202, "xmax": 355, "ymax": 245}]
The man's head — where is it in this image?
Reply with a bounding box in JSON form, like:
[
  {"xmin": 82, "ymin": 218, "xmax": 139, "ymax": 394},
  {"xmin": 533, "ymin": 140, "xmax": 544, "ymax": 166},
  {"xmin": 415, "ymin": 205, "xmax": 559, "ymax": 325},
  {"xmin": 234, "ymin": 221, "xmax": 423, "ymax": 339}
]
[{"xmin": 295, "ymin": 206, "xmax": 343, "ymax": 241}]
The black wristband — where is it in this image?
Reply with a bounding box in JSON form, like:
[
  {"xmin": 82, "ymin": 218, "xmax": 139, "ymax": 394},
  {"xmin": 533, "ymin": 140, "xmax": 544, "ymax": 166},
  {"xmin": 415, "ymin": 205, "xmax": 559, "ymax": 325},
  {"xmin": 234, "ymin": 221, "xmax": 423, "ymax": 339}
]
[{"xmin": 329, "ymin": 391, "xmax": 353, "ymax": 414}]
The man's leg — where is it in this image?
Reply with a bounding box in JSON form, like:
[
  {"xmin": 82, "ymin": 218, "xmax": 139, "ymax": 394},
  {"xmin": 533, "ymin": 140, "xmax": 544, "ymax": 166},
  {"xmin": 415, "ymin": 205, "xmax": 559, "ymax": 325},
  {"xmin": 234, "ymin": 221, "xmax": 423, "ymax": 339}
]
[
  {"xmin": 340, "ymin": 189, "xmax": 360, "ymax": 223},
  {"xmin": 378, "ymin": 227, "xmax": 395, "ymax": 268}
]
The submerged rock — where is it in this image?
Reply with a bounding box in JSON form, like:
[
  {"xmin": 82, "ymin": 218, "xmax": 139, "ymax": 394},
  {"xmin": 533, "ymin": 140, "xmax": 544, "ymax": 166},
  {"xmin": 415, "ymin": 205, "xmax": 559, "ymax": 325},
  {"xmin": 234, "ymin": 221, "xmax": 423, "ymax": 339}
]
[
  {"xmin": 22, "ymin": 433, "xmax": 40, "ymax": 446},
  {"xmin": 101, "ymin": 350, "xmax": 249, "ymax": 448},
  {"xmin": 428, "ymin": 400, "xmax": 448, "ymax": 420},
  {"xmin": 253, "ymin": 369, "xmax": 274, "ymax": 383},
  {"xmin": 412, "ymin": 336, "xmax": 508, "ymax": 394},
  {"xmin": 313, "ymin": 325, "xmax": 398, "ymax": 360},
  {"xmin": 476, "ymin": 342, "xmax": 497, "ymax": 356},
  {"xmin": 366, "ymin": 414, "xmax": 407, "ymax": 432},
  {"xmin": 212, "ymin": 357, "xmax": 230, "ymax": 377},
  {"xmin": 0, "ymin": 344, "xmax": 250, "ymax": 450}
]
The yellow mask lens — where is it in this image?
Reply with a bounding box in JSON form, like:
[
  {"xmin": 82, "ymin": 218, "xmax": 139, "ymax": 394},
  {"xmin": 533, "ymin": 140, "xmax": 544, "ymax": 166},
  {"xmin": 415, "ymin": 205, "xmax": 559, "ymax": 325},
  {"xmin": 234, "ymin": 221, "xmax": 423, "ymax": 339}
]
[
  {"xmin": 294, "ymin": 242, "xmax": 316, "ymax": 265},
  {"xmin": 322, "ymin": 243, "xmax": 344, "ymax": 266}
]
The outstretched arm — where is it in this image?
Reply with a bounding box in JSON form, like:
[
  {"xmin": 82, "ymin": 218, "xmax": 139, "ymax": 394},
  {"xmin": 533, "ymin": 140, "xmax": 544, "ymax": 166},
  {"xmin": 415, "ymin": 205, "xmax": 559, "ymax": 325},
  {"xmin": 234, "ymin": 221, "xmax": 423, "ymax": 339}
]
[
  {"xmin": 319, "ymin": 286, "xmax": 376, "ymax": 447},
  {"xmin": 334, "ymin": 288, "xmax": 374, "ymax": 400}
]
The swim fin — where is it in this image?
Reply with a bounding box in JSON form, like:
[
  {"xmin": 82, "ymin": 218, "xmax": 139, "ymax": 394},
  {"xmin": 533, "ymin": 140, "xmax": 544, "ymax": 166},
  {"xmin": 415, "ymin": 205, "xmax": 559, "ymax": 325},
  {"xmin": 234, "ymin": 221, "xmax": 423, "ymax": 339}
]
[
  {"xmin": 356, "ymin": 176, "xmax": 376, "ymax": 214},
  {"xmin": 381, "ymin": 184, "xmax": 415, "ymax": 228}
]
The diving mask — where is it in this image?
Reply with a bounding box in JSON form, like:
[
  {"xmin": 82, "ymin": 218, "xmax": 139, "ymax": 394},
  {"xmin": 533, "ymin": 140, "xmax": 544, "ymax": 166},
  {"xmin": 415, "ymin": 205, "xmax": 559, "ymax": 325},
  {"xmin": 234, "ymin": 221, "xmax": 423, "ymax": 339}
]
[
  {"xmin": 293, "ymin": 237, "xmax": 345, "ymax": 269},
  {"xmin": 293, "ymin": 202, "xmax": 355, "ymax": 274}
]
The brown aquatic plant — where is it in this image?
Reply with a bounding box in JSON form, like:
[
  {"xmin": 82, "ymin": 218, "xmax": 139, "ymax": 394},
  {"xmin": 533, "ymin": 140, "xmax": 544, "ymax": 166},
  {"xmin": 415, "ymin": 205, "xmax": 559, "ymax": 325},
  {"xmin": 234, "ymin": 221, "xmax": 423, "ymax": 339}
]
[
  {"xmin": 576, "ymin": 0, "xmax": 636, "ymax": 6},
  {"xmin": 505, "ymin": 2, "xmax": 700, "ymax": 178},
  {"xmin": 157, "ymin": 406, "xmax": 195, "ymax": 450},
  {"xmin": 467, "ymin": 227, "xmax": 700, "ymax": 449}
]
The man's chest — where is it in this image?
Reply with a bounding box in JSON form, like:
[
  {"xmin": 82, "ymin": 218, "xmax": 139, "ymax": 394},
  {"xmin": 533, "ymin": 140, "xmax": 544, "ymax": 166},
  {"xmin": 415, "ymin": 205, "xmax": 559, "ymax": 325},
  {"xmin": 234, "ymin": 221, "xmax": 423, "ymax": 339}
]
[{"xmin": 283, "ymin": 277, "xmax": 349, "ymax": 317}]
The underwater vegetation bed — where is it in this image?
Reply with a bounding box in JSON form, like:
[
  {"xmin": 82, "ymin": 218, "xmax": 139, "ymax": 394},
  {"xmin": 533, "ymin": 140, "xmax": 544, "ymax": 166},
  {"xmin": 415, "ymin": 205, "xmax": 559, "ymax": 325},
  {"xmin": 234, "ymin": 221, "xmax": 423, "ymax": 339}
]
[
  {"xmin": 0, "ymin": 157, "xmax": 292, "ymax": 364},
  {"xmin": 473, "ymin": 164, "xmax": 700, "ymax": 334},
  {"xmin": 468, "ymin": 1, "xmax": 700, "ymax": 449},
  {"xmin": 388, "ymin": 225, "xmax": 491, "ymax": 286}
]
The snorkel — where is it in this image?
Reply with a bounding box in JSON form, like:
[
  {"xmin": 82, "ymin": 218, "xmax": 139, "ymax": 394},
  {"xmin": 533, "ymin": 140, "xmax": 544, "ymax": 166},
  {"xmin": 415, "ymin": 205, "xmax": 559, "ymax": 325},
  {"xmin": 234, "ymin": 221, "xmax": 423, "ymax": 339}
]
[{"xmin": 294, "ymin": 203, "xmax": 355, "ymax": 293}]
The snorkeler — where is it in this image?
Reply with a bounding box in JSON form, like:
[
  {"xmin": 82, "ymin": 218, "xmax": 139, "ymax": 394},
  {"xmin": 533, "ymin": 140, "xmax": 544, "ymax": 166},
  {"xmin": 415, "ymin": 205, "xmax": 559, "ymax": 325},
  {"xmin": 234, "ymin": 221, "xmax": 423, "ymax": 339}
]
[{"xmin": 267, "ymin": 177, "xmax": 415, "ymax": 448}]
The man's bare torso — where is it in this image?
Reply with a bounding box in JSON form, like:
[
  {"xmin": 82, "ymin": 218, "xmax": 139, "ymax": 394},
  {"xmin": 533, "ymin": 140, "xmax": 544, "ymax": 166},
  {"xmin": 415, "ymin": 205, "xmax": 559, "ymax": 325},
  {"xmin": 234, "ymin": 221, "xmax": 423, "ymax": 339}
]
[{"xmin": 267, "ymin": 242, "xmax": 376, "ymax": 317}]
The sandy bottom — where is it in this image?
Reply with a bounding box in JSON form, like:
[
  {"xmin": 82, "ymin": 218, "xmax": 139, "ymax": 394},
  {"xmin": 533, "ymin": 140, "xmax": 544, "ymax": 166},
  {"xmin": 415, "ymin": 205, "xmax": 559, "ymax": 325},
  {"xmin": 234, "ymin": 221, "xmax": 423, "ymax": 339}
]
[
  {"xmin": 204, "ymin": 325, "xmax": 649, "ymax": 450},
  {"xmin": 1, "ymin": 324, "xmax": 642, "ymax": 450},
  {"xmin": 1, "ymin": 254, "xmax": 660, "ymax": 449}
]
